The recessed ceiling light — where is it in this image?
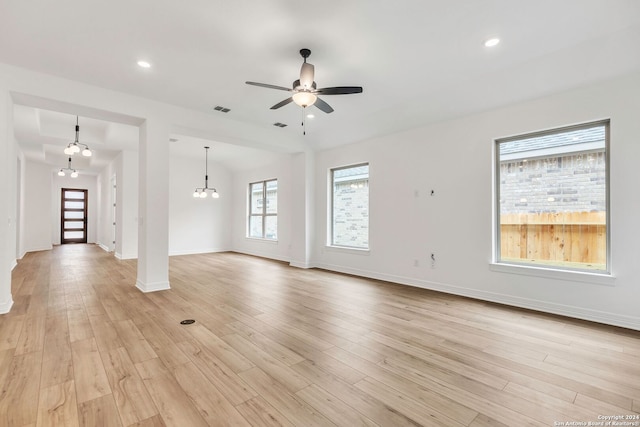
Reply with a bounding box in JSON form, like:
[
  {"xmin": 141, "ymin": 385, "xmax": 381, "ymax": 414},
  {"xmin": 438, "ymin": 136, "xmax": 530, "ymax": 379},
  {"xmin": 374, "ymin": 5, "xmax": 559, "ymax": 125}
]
[
  {"xmin": 306, "ymin": 114, "xmax": 315, "ymax": 119},
  {"xmin": 484, "ymin": 38, "xmax": 500, "ymax": 48},
  {"xmin": 137, "ymin": 60, "xmax": 151, "ymax": 68}
]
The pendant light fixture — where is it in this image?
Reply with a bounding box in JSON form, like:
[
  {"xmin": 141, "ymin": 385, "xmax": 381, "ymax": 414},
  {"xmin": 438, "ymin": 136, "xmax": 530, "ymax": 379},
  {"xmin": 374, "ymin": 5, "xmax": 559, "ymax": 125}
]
[
  {"xmin": 57, "ymin": 157, "xmax": 79, "ymax": 178},
  {"xmin": 192, "ymin": 146, "xmax": 220, "ymax": 199},
  {"xmin": 64, "ymin": 116, "xmax": 92, "ymax": 157}
]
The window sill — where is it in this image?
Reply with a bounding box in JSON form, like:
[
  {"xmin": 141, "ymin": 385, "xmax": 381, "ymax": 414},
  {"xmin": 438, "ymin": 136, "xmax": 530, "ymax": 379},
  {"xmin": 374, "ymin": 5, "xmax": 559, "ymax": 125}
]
[
  {"xmin": 245, "ymin": 237, "xmax": 278, "ymax": 244},
  {"xmin": 489, "ymin": 262, "xmax": 615, "ymax": 286},
  {"xmin": 324, "ymin": 245, "xmax": 370, "ymax": 255}
]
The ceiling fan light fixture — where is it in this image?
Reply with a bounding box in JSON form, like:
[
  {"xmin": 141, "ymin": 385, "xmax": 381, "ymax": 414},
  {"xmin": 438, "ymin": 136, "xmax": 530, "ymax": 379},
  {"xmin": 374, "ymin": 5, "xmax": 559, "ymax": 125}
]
[{"xmin": 292, "ymin": 91, "xmax": 317, "ymax": 108}]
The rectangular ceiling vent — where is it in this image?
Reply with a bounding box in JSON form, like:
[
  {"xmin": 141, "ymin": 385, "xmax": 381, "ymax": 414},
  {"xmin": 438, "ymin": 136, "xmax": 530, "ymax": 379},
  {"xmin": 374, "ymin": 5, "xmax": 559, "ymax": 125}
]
[
  {"xmin": 213, "ymin": 106, "xmax": 231, "ymax": 113},
  {"xmin": 273, "ymin": 122, "xmax": 288, "ymax": 128}
]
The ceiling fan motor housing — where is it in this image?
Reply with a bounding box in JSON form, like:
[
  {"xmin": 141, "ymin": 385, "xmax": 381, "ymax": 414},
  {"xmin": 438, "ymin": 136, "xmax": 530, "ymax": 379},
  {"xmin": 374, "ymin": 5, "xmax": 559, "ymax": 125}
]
[
  {"xmin": 292, "ymin": 79, "xmax": 316, "ymax": 91},
  {"xmin": 300, "ymin": 48, "xmax": 311, "ymax": 60}
]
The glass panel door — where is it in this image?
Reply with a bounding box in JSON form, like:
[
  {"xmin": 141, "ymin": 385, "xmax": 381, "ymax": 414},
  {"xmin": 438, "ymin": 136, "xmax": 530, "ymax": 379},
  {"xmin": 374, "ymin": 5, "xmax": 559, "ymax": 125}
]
[{"xmin": 61, "ymin": 188, "xmax": 88, "ymax": 244}]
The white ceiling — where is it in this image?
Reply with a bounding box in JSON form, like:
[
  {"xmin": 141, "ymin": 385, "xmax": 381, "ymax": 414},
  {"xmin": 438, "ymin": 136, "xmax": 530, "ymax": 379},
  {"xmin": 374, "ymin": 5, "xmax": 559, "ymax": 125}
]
[{"xmin": 2, "ymin": 0, "xmax": 640, "ymax": 173}]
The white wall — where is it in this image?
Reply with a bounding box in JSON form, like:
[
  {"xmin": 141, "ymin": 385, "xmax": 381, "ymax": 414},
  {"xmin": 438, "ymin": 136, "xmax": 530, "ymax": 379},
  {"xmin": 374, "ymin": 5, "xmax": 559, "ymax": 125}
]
[
  {"xmin": 15, "ymin": 152, "xmax": 25, "ymax": 261},
  {"xmin": 96, "ymin": 161, "xmax": 114, "ymax": 252},
  {"xmin": 168, "ymin": 154, "xmax": 232, "ymax": 256},
  {"xmin": 312, "ymin": 72, "xmax": 640, "ymax": 330},
  {"xmin": 22, "ymin": 160, "xmax": 53, "ymax": 253},
  {"xmin": 231, "ymin": 155, "xmax": 293, "ymax": 262},
  {"xmin": 116, "ymin": 150, "xmax": 139, "ymax": 259},
  {"xmin": 0, "ymin": 87, "xmax": 15, "ymax": 313}
]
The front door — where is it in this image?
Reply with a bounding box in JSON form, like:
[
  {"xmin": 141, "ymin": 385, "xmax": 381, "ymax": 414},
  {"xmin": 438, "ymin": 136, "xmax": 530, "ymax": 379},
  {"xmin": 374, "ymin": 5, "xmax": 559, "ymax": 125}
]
[{"xmin": 61, "ymin": 188, "xmax": 88, "ymax": 244}]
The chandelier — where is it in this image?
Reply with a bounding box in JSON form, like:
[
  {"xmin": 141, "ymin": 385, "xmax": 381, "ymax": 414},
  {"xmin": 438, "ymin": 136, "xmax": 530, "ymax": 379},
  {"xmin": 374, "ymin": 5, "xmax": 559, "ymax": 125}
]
[
  {"xmin": 193, "ymin": 146, "xmax": 220, "ymax": 199},
  {"xmin": 57, "ymin": 157, "xmax": 79, "ymax": 178},
  {"xmin": 64, "ymin": 116, "xmax": 92, "ymax": 157}
]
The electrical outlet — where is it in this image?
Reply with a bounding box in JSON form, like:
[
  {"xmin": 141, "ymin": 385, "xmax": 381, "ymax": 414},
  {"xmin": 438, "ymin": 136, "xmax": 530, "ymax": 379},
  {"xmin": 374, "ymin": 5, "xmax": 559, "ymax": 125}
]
[{"xmin": 430, "ymin": 253, "xmax": 436, "ymax": 268}]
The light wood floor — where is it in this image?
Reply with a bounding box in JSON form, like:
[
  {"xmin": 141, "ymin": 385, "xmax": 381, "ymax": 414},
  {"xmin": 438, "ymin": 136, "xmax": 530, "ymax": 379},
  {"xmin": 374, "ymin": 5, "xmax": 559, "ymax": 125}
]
[{"xmin": 1, "ymin": 245, "xmax": 639, "ymax": 427}]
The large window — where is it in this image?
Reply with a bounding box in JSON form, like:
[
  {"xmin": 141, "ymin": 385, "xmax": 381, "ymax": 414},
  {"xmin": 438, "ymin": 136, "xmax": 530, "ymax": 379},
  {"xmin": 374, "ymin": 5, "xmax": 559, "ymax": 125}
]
[
  {"xmin": 495, "ymin": 120, "xmax": 609, "ymax": 272},
  {"xmin": 248, "ymin": 179, "xmax": 277, "ymax": 240},
  {"xmin": 330, "ymin": 163, "xmax": 369, "ymax": 249}
]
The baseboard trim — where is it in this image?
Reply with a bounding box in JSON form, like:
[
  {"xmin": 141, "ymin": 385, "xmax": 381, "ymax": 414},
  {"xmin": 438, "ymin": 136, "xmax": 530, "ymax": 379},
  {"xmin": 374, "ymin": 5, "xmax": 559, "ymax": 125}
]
[
  {"xmin": 313, "ymin": 262, "xmax": 640, "ymax": 331},
  {"xmin": 233, "ymin": 249, "xmax": 290, "ymax": 264},
  {"xmin": 0, "ymin": 297, "xmax": 14, "ymax": 314},
  {"xmin": 25, "ymin": 245, "xmax": 53, "ymax": 253},
  {"xmin": 10, "ymin": 259, "xmax": 17, "ymax": 271},
  {"xmin": 289, "ymin": 261, "xmax": 315, "ymax": 269},
  {"xmin": 98, "ymin": 243, "xmax": 110, "ymax": 252},
  {"xmin": 136, "ymin": 280, "xmax": 170, "ymax": 293},
  {"xmin": 169, "ymin": 248, "xmax": 230, "ymax": 257}
]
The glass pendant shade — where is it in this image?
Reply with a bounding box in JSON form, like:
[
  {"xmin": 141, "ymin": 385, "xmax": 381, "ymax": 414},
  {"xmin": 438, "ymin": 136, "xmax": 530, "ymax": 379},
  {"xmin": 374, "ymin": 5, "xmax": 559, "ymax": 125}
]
[
  {"xmin": 58, "ymin": 170, "xmax": 65, "ymax": 177},
  {"xmin": 292, "ymin": 91, "xmax": 317, "ymax": 107},
  {"xmin": 82, "ymin": 148, "xmax": 92, "ymax": 157}
]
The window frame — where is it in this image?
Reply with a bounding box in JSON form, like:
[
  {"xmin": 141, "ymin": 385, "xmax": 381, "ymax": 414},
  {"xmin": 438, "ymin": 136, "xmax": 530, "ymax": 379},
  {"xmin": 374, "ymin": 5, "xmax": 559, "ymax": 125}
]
[
  {"xmin": 493, "ymin": 119, "xmax": 611, "ymax": 275},
  {"xmin": 329, "ymin": 162, "xmax": 370, "ymax": 250},
  {"xmin": 248, "ymin": 178, "xmax": 277, "ymax": 240}
]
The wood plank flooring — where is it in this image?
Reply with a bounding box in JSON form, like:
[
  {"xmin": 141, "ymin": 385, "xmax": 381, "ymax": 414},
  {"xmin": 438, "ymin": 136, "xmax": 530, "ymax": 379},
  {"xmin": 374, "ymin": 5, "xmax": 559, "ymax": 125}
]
[{"xmin": 1, "ymin": 244, "xmax": 639, "ymax": 426}]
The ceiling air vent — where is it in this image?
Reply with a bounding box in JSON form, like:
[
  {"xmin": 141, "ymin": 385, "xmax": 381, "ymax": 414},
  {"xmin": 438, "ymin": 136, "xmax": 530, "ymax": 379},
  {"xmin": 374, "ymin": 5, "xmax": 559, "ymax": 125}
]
[
  {"xmin": 273, "ymin": 122, "xmax": 288, "ymax": 128},
  {"xmin": 213, "ymin": 106, "xmax": 231, "ymax": 113}
]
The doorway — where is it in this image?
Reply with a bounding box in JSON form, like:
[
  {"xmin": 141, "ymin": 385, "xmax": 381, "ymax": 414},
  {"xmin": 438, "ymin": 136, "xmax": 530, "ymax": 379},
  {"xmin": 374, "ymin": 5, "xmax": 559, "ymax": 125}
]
[{"xmin": 61, "ymin": 188, "xmax": 88, "ymax": 244}]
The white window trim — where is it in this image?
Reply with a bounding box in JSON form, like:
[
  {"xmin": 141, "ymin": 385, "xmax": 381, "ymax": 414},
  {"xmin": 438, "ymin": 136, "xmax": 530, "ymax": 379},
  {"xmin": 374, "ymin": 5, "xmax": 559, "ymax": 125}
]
[
  {"xmin": 489, "ymin": 262, "xmax": 615, "ymax": 286},
  {"xmin": 248, "ymin": 179, "xmax": 277, "ymax": 241},
  {"xmin": 328, "ymin": 162, "xmax": 370, "ymax": 250},
  {"xmin": 493, "ymin": 119, "xmax": 611, "ymax": 277}
]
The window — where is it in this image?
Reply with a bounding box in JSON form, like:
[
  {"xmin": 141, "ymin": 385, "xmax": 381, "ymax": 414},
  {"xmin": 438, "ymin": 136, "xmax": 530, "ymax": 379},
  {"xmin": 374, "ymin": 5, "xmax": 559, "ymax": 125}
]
[
  {"xmin": 330, "ymin": 163, "xmax": 369, "ymax": 249},
  {"xmin": 495, "ymin": 120, "xmax": 609, "ymax": 272},
  {"xmin": 248, "ymin": 179, "xmax": 277, "ymax": 240}
]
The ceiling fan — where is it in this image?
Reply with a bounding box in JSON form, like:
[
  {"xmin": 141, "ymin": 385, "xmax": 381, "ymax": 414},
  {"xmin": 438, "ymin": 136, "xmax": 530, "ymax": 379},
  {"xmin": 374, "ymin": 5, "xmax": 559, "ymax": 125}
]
[{"xmin": 246, "ymin": 48, "xmax": 363, "ymax": 114}]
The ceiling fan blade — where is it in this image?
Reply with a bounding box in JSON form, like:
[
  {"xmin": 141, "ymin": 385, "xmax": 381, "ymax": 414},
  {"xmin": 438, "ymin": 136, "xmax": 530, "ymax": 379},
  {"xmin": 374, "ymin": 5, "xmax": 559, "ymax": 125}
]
[
  {"xmin": 299, "ymin": 63, "xmax": 315, "ymax": 89},
  {"xmin": 270, "ymin": 97, "xmax": 294, "ymax": 110},
  {"xmin": 246, "ymin": 81, "xmax": 292, "ymax": 92},
  {"xmin": 314, "ymin": 97, "xmax": 334, "ymax": 114},
  {"xmin": 316, "ymin": 86, "xmax": 363, "ymax": 95}
]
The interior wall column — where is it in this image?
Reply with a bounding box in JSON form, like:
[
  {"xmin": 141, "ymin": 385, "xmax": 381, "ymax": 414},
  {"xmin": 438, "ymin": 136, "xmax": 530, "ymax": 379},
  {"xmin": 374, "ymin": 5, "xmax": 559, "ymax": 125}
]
[
  {"xmin": 289, "ymin": 149, "xmax": 315, "ymax": 268},
  {"xmin": 0, "ymin": 88, "xmax": 14, "ymax": 313},
  {"xmin": 136, "ymin": 118, "xmax": 170, "ymax": 292}
]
